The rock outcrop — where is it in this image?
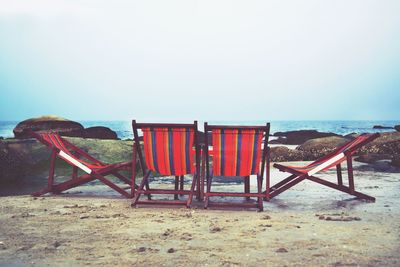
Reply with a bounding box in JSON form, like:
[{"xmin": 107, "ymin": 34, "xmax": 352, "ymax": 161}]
[
  {"xmin": 270, "ymin": 146, "xmax": 304, "ymax": 162},
  {"xmin": 296, "ymin": 136, "xmax": 350, "ymax": 160},
  {"xmin": 392, "ymin": 156, "xmax": 400, "ymax": 167},
  {"xmin": 358, "ymin": 132, "xmax": 400, "ymax": 156},
  {"xmin": 272, "ymin": 130, "xmax": 339, "ymax": 145},
  {"xmin": 0, "ymin": 137, "xmax": 138, "ymax": 181},
  {"xmin": 373, "ymin": 125, "xmax": 393, "ymax": 129},
  {"xmin": 395, "ymin": 125, "xmax": 400, "ymax": 132},
  {"xmin": 13, "ymin": 116, "xmax": 119, "ymax": 140},
  {"xmin": 83, "ymin": 126, "xmax": 118, "ymax": 140},
  {"xmin": 13, "ymin": 116, "xmax": 84, "ymax": 139}
]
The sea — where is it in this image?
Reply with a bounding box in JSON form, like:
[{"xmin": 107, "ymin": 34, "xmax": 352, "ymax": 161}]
[{"xmin": 1, "ymin": 120, "xmax": 399, "ymax": 140}]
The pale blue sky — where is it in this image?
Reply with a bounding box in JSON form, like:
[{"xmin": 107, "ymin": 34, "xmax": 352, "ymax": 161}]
[{"xmin": 0, "ymin": 0, "xmax": 399, "ymax": 121}]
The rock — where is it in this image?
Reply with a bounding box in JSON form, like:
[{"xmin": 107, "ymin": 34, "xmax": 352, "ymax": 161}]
[
  {"xmin": 373, "ymin": 125, "xmax": 393, "ymax": 129},
  {"xmin": 344, "ymin": 133, "xmax": 359, "ymax": 139},
  {"xmin": 13, "ymin": 116, "xmax": 84, "ymax": 139},
  {"xmin": 270, "ymin": 146, "xmax": 304, "ymax": 162},
  {"xmin": 209, "ymin": 225, "xmax": 222, "ymax": 233},
  {"xmin": 354, "ymin": 154, "xmax": 392, "ymax": 163},
  {"xmin": 296, "ymin": 136, "xmax": 350, "ymax": 161},
  {"xmin": 268, "ymin": 137, "xmax": 287, "ymax": 144},
  {"xmin": 395, "ymin": 125, "xmax": 400, "ymax": 132},
  {"xmin": 53, "ymin": 241, "xmax": 62, "ymax": 248},
  {"xmin": 83, "ymin": 126, "xmax": 118, "ymax": 140},
  {"xmin": 167, "ymin": 248, "xmax": 176, "ymax": 253},
  {"xmin": 391, "ymin": 156, "xmax": 400, "ymax": 168},
  {"xmin": 137, "ymin": 247, "xmax": 146, "ymax": 252},
  {"xmin": 276, "ymin": 248, "xmax": 288, "ymax": 253},
  {"xmin": 0, "ymin": 138, "xmax": 49, "ymax": 180},
  {"xmin": 273, "ymin": 130, "xmax": 340, "ymax": 145},
  {"xmin": 358, "ymin": 132, "xmax": 400, "ymax": 156}
]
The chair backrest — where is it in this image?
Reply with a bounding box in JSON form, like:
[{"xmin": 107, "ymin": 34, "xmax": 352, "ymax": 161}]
[
  {"xmin": 304, "ymin": 133, "xmax": 379, "ymax": 176},
  {"xmin": 204, "ymin": 123, "xmax": 270, "ymax": 177},
  {"xmin": 132, "ymin": 121, "xmax": 199, "ymax": 176},
  {"xmin": 29, "ymin": 130, "xmax": 103, "ymax": 173}
]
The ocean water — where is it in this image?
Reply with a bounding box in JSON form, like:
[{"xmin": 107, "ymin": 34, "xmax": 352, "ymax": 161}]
[{"xmin": 1, "ymin": 120, "xmax": 399, "ymax": 140}]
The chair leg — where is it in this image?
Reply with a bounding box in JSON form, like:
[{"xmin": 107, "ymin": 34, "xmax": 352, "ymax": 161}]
[
  {"xmin": 204, "ymin": 175, "xmax": 212, "ymax": 209},
  {"xmin": 200, "ymin": 152, "xmax": 206, "ymax": 201},
  {"xmin": 179, "ymin": 175, "xmax": 184, "ymax": 196},
  {"xmin": 48, "ymin": 151, "xmax": 57, "ymax": 193},
  {"xmin": 32, "ymin": 151, "xmax": 57, "ymax": 197},
  {"xmin": 72, "ymin": 166, "xmax": 78, "ymax": 180},
  {"xmin": 336, "ymin": 164, "xmax": 343, "ymax": 186},
  {"xmin": 265, "ymin": 151, "xmax": 271, "ymax": 200},
  {"xmin": 145, "ymin": 178, "xmax": 151, "ymax": 200},
  {"xmin": 174, "ymin": 176, "xmax": 179, "ymax": 200},
  {"xmin": 196, "ymin": 172, "xmax": 201, "ymax": 200},
  {"xmin": 244, "ymin": 176, "xmax": 250, "ymax": 200},
  {"xmin": 132, "ymin": 173, "xmax": 150, "ymax": 207},
  {"xmin": 186, "ymin": 174, "xmax": 198, "ymax": 208},
  {"xmin": 347, "ymin": 157, "xmax": 355, "ymax": 194},
  {"xmin": 257, "ymin": 175, "xmax": 263, "ymax": 212}
]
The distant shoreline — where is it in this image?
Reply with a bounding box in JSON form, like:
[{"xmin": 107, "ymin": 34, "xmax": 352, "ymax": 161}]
[{"xmin": 1, "ymin": 120, "xmax": 399, "ymax": 140}]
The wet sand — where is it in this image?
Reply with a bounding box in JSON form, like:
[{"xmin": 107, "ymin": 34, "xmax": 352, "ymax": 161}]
[{"xmin": 0, "ymin": 161, "xmax": 399, "ymax": 266}]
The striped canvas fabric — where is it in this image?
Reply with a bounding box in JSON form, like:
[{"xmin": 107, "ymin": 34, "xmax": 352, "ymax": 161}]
[
  {"xmin": 142, "ymin": 128, "xmax": 195, "ymax": 176},
  {"xmin": 212, "ymin": 129, "xmax": 264, "ymax": 176},
  {"xmin": 39, "ymin": 133, "xmax": 102, "ymax": 169}
]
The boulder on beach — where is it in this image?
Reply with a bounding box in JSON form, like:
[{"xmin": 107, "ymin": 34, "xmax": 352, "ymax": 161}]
[
  {"xmin": 296, "ymin": 136, "xmax": 350, "ymax": 160},
  {"xmin": 373, "ymin": 125, "xmax": 393, "ymax": 130},
  {"xmin": 83, "ymin": 126, "xmax": 118, "ymax": 140},
  {"xmin": 354, "ymin": 153, "xmax": 392, "ymax": 164},
  {"xmin": 392, "ymin": 156, "xmax": 400, "ymax": 167},
  {"xmin": 273, "ymin": 130, "xmax": 340, "ymax": 145},
  {"xmin": 13, "ymin": 116, "xmax": 84, "ymax": 139},
  {"xmin": 395, "ymin": 125, "xmax": 400, "ymax": 132},
  {"xmin": 270, "ymin": 146, "xmax": 304, "ymax": 162},
  {"xmin": 344, "ymin": 133, "xmax": 359, "ymax": 139},
  {"xmin": 0, "ymin": 138, "xmax": 49, "ymax": 180},
  {"xmin": 0, "ymin": 137, "xmax": 138, "ymax": 181},
  {"xmin": 358, "ymin": 132, "xmax": 400, "ymax": 155}
]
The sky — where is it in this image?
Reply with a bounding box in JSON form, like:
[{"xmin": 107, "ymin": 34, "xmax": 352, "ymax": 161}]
[{"xmin": 0, "ymin": 0, "xmax": 399, "ymax": 121}]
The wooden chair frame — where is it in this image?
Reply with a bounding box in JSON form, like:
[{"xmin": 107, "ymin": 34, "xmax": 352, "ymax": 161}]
[
  {"xmin": 30, "ymin": 131, "xmax": 135, "ymax": 198},
  {"xmin": 269, "ymin": 133, "xmax": 380, "ymax": 202},
  {"xmin": 203, "ymin": 123, "xmax": 271, "ymax": 211},
  {"xmin": 131, "ymin": 120, "xmax": 201, "ymax": 208}
]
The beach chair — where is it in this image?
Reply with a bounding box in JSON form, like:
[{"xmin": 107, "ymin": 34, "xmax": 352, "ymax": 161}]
[
  {"xmin": 30, "ymin": 131, "xmax": 135, "ymax": 198},
  {"xmin": 269, "ymin": 133, "xmax": 380, "ymax": 202},
  {"xmin": 131, "ymin": 120, "xmax": 201, "ymax": 208},
  {"xmin": 203, "ymin": 123, "xmax": 270, "ymax": 211}
]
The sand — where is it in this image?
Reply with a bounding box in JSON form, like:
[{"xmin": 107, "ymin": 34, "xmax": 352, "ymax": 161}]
[{"xmin": 0, "ymin": 161, "xmax": 399, "ymax": 267}]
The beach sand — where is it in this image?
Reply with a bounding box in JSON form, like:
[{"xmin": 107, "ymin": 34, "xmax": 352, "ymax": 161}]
[{"xmin": 0, "ymin": 161, "xmax": 399, "ymax": 266}]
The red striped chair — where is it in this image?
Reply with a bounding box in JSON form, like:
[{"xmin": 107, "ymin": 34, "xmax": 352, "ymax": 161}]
[
  {"xmin": 131, "ymin": 120, "xmax": 201, "ymax": 208},
  {"xmin": 269, "ymin": 133, "xmax": 380, "ymax": 202},
  {"xmin": 203, "ymin": 123, "xmax": 271, "ymax": 211},
  {"xmin": 29, "ymin": 131, "xmax": 135, "ymax": 198}
]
